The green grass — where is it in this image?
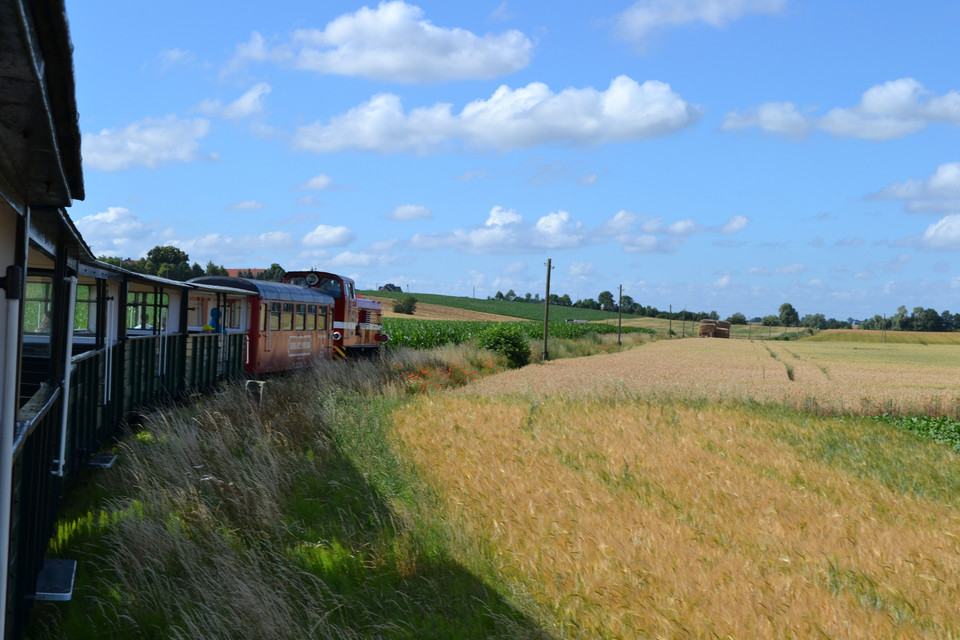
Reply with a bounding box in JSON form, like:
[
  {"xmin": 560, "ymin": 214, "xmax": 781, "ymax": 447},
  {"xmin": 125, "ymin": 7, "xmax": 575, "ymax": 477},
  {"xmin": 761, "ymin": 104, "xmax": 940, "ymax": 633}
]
[{"xmin": 27, "ymin": 360, "xmax": 552, "ymax": 640}]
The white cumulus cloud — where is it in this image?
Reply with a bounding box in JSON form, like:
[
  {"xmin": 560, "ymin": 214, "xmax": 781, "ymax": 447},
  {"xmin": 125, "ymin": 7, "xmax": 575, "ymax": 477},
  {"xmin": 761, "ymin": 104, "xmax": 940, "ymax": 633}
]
[
  {"xmin": 871, "ymin": 162, "xmax": 960, "ymax": 213},
  {"xmin": 83, "ymin": 116, "xmax": 211, "ymax": 171},
  {"xmin": 722, "ymin": 79, "xmax": 960, "ymax": 141},
  {"xmin": 302, "ymin": 224, "xmax": 357, "ymax": 247},
  {"xmin": 228, "ymin": 1, "xmax": 532, "ymax": 83},
  {"xmin": 293, "ymin": 75, "xmax": 701, "ymax": 153},
  {"xmin": 195, "ymin": 83, "xmax": 271, "ymax": 119}
]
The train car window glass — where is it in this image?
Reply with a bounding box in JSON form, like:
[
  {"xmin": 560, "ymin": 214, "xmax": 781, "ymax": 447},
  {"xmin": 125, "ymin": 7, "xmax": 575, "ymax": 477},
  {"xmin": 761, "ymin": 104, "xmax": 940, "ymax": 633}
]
[
  {"xmin": 187, "ymin": 296, "xmax": 206, "ymax": 328},
  {"xmin": 282, "ymin": 303, "xmax": 294, "ymax": 330},
  {"xmin": 347, "ymin": 283, "xmax": 355, "ymax": 298},
  {"xmin": 23, "ymin": 274, "xmax": 55, "ymax": 358},
  {"xmin": 317, "ymin": 306, "xmax": 327, "ymax": 330},
  {"xmin": 295, "ymin": 304, "xmax": 306, "ymax": 330},
  {"xmin": 318, "ymin": 277, "xmax": 342, "ymax": 298},
  {"xmin": 306, "ymin": 304, "xmax": 317, "ymax": 330},
  {"xmin": 73, "ymin": 284, "xmax": 97, "ymax": 334},
  {"xmin": 269, "ymin": 303, "xmax": 281, "ymax": 331},
  {"xmin": 226, "ymin": 300, "xmax": 241, "ymax": 329},
  {"xmin": 260, "ymin": 303, "xmax": 267, "ymax": 331}
]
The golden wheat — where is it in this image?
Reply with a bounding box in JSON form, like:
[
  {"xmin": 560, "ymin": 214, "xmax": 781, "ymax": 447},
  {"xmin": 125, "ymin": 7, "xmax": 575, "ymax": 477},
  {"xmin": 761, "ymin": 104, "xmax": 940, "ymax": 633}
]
[{"xmin": 393, "ymin": 396, "xmax": 960, "ymax": 638}]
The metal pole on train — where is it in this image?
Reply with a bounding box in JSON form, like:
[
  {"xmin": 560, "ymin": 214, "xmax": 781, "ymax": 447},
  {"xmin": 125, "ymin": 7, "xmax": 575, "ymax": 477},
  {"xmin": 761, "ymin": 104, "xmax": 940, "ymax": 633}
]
[
  {"xmin": 55, "ymin": 276, "xmax": 78, "ymax": 477},
  {"xmin": 0, "ymin": 266, "xmax": 24, "ymax": 640}
]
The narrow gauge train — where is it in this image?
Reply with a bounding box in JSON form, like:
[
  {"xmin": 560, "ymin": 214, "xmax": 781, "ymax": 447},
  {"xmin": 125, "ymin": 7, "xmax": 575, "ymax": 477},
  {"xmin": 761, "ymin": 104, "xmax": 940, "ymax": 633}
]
[{"xmin": 0, "ymin": 2, "xmax": 385, "ymax": 636}]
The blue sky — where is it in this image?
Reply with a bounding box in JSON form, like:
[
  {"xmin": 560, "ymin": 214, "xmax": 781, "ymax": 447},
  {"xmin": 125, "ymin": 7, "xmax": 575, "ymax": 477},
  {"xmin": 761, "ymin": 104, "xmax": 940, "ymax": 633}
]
[{"xmin": 65, "ymin": 0, "xmax": 960, "ymax": 320}]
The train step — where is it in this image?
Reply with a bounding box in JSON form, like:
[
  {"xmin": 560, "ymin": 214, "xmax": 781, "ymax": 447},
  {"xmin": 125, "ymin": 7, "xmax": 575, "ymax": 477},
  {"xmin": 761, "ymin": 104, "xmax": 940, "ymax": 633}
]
[
  {"xmin": 88, "ymin": 453, "xmax": 118, "ymax": 469},
  {"xmin": 33, "ymin": 558, "xmax": 77, "ymax": 602}
]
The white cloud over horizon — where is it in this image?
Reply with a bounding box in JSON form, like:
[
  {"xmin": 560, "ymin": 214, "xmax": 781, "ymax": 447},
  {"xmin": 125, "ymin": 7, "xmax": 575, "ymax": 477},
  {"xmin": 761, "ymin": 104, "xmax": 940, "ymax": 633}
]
[
  {"xmin": 293, "ymin": 76, "xmax": 702, "ymax": 153},
  {"xmin": 722, "ymin": 78, "xmax": 960, "ymax": 141}
]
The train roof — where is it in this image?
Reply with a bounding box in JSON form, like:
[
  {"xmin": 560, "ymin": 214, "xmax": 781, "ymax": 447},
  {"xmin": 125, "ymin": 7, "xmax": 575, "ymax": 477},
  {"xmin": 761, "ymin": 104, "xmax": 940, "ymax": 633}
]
[
  {"xmin": 188, "ymin": 277, "xmax": 335, "ymax": 305},
  {"xmin": 1, "ymin": 0, "xmax": 84, "ymax": 207}
]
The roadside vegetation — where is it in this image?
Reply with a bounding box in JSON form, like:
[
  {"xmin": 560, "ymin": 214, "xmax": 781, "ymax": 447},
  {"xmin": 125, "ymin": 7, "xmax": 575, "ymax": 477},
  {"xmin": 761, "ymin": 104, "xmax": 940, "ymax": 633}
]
[{"xmin": 27, "ymin": 319, "xmax": 960, "ymax": 638}]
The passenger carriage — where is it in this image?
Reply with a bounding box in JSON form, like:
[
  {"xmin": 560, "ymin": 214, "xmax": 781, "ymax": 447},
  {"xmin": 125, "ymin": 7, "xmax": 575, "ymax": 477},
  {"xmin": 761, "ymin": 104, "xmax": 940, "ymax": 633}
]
[{"xmin": 187, "ymin": 277, "xmax": 335, "ymax": 373}]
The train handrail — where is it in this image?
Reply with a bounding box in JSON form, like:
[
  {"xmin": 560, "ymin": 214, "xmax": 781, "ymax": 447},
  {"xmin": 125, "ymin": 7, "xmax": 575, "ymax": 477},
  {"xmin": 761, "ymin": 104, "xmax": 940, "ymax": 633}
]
[{"xmin": 12, "ymin": 385, "xmax": 62, "ymax": 459}]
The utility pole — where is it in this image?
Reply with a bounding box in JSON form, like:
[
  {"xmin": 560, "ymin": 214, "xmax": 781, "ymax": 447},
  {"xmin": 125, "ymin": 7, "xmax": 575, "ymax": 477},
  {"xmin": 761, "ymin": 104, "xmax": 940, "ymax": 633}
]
[
  {"xmin": 617, "ymin": 284, "xmax": 622, "ymax": 346},
  {"xmin": 669, "ymin": 304, "xmax": 672, "ymax": 337},
  {"xmin": 542, "ymin": 259, "xmax": 553, "ymax": 361}
]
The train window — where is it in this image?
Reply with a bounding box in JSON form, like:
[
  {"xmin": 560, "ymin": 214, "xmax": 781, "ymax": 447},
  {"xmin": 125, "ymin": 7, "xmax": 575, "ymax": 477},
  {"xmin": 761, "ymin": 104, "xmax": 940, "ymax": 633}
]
[
  {"xmin": 126, "ymin": 291, "xmax": 169, "ymax": 331},
  {"xmin": 260, "ymin": 303, "xmax": 267, "ymax": 331},
  {"xmin": 317, "ymin": 306, "xmax": 327, "ymax": 330},
  {"xmin": 224, "ymin": 300, "xmax": 241, "ymax": 329},
  {"xmin": 24, "ymin": 275, "xmax": 54, "ymax": 337},
  {"xmin": 269, "ymin": 303, "xmax": 281, "ymax": 331},
  {"xmin": 74, "ymin": 284, "xmax": 96, "ymax": 334},
  {"xmin": 306, "ymin": 305, "xmax": 317, "ymax": 330},
  {"xmin": 282, "ymin": 303, "xmax": 294, "ymax": 330},
  {"xmin": 295, "ymin": 304, "xmax": 306, "ymax": 330},
  {"xmin": 347, "ymin": 282, "xmax": 355, "ymax": 299},
  {"xmin": 317, "ymin": 277, "xmax": 342, "ymax": 298}
]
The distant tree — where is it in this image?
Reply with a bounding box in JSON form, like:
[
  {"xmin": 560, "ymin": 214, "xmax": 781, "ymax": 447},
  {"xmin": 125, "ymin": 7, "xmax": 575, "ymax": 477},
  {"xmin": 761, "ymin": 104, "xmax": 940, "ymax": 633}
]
[
  {"xmin": 620, "ymin": 295, "xmax": 639, "ymax": 315},
  {"xmin": 577, "ymin": 298, "xmax": 600, "ymax": 310},
  {"xmin": 779, "ymin": 302, "xmax": 799, "ymax": 327},
  {"xmin": 726, "ymin": 312, "xmax": 747, "ymax": 325},
  {"xmin": 524, "ymin": 292, "xmax": 532, "ymax": 302},
  {"xmin": 802, "ymin": 313, "xmax": 827, "ymax": 330},
  {"xmin": 205, "ymin": 261, "xmax": 228, "ymax": 276},
  {"xmin": 559, "ymin": 294, "xmax": 572, "ymax": 307},
  {"xmin": 597, "ymin": 291, "xmax": 615, "ymax": 311},
  {"xmin": 257, "ymin": 263, "xmax": 286, "ymax": 281},
  {"xmin": 761, "ymin": 315, "xmax": 780, "ymax": 326},
  {"xmin": 144, "ymin": 245, "xmax": 194, "ymax": 281},
  {"xmin": 393, "ymin": 295, "xmax": 417, "ymax": 315},
  {"xmin": 237, "ymin": 269, "xmax": 256, "ymax": 279},
  {"xmin": 504, "ymin": 289, "xmax": 517, "ymax": 301},
  {"xmin": 494, "ymin": 291, "xmax": 504, "ymax": 301}
]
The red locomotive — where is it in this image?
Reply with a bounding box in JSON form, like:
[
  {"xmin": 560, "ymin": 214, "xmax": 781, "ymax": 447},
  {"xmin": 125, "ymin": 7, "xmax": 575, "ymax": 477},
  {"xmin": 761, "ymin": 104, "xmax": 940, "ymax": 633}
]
[{"xmin": 282, "ymin": 271, "xmax": 389, "ymax": 357}]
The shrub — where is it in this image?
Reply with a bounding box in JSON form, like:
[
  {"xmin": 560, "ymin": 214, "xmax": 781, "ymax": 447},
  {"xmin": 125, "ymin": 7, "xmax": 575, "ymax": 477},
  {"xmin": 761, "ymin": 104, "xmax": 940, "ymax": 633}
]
[
  {"xmin": 393, "ymin": 295, "xmax": 417, "ymax": 315},
  {"xmin": 476, "ymin": 323, "xmax": 530, "ymax": 369}
]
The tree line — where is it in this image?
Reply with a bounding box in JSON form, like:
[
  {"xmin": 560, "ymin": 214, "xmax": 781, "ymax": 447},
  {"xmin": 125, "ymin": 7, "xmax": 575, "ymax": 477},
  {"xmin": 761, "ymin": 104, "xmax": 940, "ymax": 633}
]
[{"xmin": 98, "ymin": 245, "xmax": 285, "ymax": 282}]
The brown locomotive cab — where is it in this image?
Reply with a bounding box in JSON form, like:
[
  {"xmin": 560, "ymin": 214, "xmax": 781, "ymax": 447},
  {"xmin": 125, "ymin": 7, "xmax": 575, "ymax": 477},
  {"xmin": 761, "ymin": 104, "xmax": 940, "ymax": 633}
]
[{"xmin": 283, "ymin": 271, "xmax": 388, "ymax": 356}]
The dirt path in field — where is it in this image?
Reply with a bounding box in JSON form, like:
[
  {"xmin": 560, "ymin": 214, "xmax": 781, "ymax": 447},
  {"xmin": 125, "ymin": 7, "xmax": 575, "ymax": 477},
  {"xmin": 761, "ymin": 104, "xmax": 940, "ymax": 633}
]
[
  {"xmin": 364, "ymin": 296, "xmax": 522, "ymax": 322},
  {"xmin": 462, "ymin": 337, "xmax": 960, "ymax": 416}
]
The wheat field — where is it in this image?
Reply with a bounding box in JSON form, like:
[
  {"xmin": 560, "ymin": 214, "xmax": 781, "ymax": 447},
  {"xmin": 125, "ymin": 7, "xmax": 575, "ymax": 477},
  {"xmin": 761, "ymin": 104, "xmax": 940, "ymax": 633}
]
[{"xmin": 392, "ymin": 339, "xmax": 960, "ymax": 638}]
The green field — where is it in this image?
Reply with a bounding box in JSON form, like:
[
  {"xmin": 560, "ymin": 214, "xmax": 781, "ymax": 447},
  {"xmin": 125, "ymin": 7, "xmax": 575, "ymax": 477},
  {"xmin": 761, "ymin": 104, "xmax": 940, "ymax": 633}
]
[
  {"xmin": 362, "ymin": 289, "xmax": 627, "ymax": 322},
  {"xmin": 803, "ymin": 328, "xmax": 960, "ymax": 344}
]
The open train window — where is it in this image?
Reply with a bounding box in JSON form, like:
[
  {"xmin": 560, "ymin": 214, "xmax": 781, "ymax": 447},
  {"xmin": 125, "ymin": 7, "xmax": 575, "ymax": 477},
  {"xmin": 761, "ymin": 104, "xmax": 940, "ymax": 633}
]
[
  {"xmin": 260, "ymin": 303, "xmax": 267, "ymax": 331},
  {"xmin": 306, "ymin": 304, "xmax": 317, "ymax": 330}
]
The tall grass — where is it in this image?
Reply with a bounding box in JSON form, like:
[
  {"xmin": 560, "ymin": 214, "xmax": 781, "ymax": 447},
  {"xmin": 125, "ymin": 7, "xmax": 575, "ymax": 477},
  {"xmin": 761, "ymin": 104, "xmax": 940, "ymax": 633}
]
[{"xmin": 28, "ymin": 356, "xmax": 550, "ymax": 640}]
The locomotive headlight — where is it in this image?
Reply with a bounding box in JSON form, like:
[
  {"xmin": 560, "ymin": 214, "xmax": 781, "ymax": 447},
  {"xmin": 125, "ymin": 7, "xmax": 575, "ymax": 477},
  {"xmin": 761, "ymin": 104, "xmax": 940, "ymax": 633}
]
[{"xmin": 332, "ymin": 331, "xmax": 342, "ymax": 341}]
